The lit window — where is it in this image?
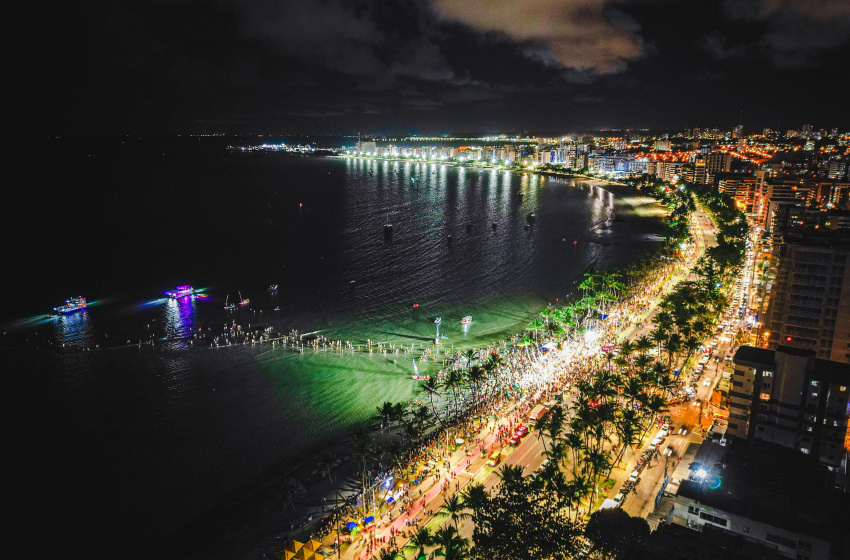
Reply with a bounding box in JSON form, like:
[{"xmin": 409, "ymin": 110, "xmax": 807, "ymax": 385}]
[{"xmin": 760, "ymin": 393, "xmax": 771, "ymax": 401}]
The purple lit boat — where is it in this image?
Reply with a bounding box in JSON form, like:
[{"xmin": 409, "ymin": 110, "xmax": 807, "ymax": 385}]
[
  {"xmin": 164, "ymin": 285, "xmax": 194, "ymax": 299},
  {"xmin": 54, "ymin": 297, "xmax": 87, "ymax": 314}
]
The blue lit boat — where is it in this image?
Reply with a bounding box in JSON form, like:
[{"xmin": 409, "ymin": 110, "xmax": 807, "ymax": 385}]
[
  {"xmin": 54, "ymin": 297, "xmax": 87, "ymax": 314},
  {"xmin": 164, "ymin": 285, "xmax": 194, "ymax": 299}
]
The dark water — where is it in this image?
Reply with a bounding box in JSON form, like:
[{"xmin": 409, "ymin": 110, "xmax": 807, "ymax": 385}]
[{"xmin": 4, "ymin": 137, "xmax": 662, "ymax": 559}]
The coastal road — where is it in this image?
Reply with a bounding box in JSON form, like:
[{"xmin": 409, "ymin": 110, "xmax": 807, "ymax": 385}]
[{"xmin": 620, "ymin": 240, "xmax": 756, "ymax": 520}]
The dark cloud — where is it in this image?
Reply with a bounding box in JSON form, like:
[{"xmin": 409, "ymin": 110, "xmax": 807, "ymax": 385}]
[
  {"xmin": 10, "ymin": 0, "xmax": 850, "ymax": 134},
  {"xmin": 715, "ymin": 0, "xmax": 850, "ymax": 67},
  {"xmin": 431, "ymin": 0, "xmax": 645, "ymax": 73}
]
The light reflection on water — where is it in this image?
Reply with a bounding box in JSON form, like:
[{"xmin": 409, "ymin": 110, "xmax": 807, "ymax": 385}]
[{"xmin": 6, "ymin": 156, "xmax": 666, "ymax": 560}]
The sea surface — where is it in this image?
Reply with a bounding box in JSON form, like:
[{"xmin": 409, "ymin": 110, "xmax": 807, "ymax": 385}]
[{"xmin": 4, "ymin": 137, "xmax": 663, "ymax": 559}]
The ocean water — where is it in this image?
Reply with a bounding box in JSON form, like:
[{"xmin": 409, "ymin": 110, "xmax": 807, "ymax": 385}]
[{"xmin": 3, "ymin": 137, "xmax": 663, "ymax": 558}]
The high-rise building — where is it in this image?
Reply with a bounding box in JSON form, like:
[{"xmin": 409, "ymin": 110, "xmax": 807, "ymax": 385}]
[
  {"xmin": 828, "ymin": 158, "xmax": 847, "ymax": 180},
  {"xmin": 763, "ymin": 233, "xmax": 850, "ymax": 362},
  {"xmin": 693, "ymin": 156, "xmax": 707, "ymax": 185},
  {"xmin": 705, "ymin": 152, "xmax": 732, "ymax": 185},
  {"xmin": 654, "ymin": 139, "xmax": 672, "ymax": 151},
  {"xmin": 801, "ymin": 124, "xmax": 814, "ymax": 138},
  {"xmin": 729, "ymin": 345, "xmax": 850, "ymax": 469},
  {"xmin": 733, "ymin": 124, "xmax": 744, "ymax": 138}
]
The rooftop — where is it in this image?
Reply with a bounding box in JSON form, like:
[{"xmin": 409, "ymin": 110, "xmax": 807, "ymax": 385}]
[{"xmin": 677, "ymin": 439, "xmax": 846, "ymax": 541}]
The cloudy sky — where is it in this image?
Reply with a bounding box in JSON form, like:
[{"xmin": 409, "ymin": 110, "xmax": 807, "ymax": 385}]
[{"xmin": 16, "ymin": 0, "xmax": 850, "ymax": 135}]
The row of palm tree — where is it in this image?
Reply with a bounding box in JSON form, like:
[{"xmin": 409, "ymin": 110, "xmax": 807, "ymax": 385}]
[{"xmin": 331, "ymin": 173, "xmax": 751, "ymax": 558}]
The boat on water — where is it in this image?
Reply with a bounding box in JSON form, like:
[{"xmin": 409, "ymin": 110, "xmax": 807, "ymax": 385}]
[
  {"xmin": 273, "ymin": 306, "xmax": 281, "ymax": 311},
  {"xmin": 54, "ymin": 296, "xmax": 87, "ymax": 315},
  {"xmin": 383, "ymin": 211, "xmax": 393, "ymax": 237},
  {"xmin": 224, "ymin": 295, "xmax": 236, "ymax": 310},
  {"xmin": 461, "ymin": 316, "xmax": 472, "ymax": 325},
  {"xmin": 238, "ymin": 291, "xmax": 250, "ymax": 305},
  {"xmin": 268, "ymin": 284, "xmax": 278, "ymax": 292},
  {"xmin": 164, "ymin": 285, "xmax": 194, "ymax": 299}
]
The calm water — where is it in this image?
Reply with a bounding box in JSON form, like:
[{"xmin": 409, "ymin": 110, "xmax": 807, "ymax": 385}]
[{"xmin": 4, "ymin": 137, "xmax": 662, "ymax": 559}]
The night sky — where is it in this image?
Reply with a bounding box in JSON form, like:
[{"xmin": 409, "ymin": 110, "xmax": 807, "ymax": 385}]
[{"xmin": 16, "ymin": 0, "xmax": 850, "ymax": 135}]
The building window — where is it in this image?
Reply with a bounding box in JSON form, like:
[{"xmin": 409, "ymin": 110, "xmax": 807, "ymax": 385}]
[
  {"xmin": 799, "ymin": 541, "xmax": 813, "ymax": 551},
  {"xmin": 760, "ymin": 393, "xmax": 771, "ymax": 401},
  {"xmin": 764, "ymin": 371, "xmax": 773, "ymax": 377},
  {"xmin": 688, "ymin": 506, "xmax": 700, "ymax": 515},
  {"xmin": 699, "ymin": 512, "xmax": 728, "ymax": 527},
  {"xmin": 810, "ymin": 380, "xmax": 819, "ymax": 387}
]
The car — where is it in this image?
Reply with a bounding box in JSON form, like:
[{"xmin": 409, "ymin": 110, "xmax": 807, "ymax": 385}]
[
  {"xmin": 516, "ymin": 425, "xmax": 528, "ymax": 437},
  {"xmin": 613, "ymin": 492, "xmax": 624, "ymax": 504},
  {"xmin": 678, "ymin": 426, "xmax": 688, "ymax": 435},
  {"xmin": 663, "ymin": 446, "xmax": 674, "ymax": 456},
  {"xmin": 536, "ymin": 459, "xmax": 550, "ymax": 473},
  {"xmin": 703, "ymin": 378, "xmax": 711, "ymax": 386},
  {"xmin": 509, "ymin": 435, "xmax": 520, "ymax": 446},
  {"xmin": 628, "ymin": 470, "xmax": 639, "ymax": 482}
]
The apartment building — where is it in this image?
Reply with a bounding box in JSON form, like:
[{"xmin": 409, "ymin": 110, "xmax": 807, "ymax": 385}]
[
  {"xmin": 763, "ymin": 234, "xmax": 850, "ymax": 362},
  {"xmin": 729, "ymin": 345, "xmax": 850, "ymax": 468}
]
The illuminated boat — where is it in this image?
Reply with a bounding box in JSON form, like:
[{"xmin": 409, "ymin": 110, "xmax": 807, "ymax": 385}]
[
  {"xmin": 238, "ymin": 291, "xmax": 250, "ymax": 306},
  {"xmin": 269, "ymin": 284, "xmax": 278, "ymax": 292},
  {"xmin": 461, "ymin": 316, "xmax": 472, "ymax": 325},
  {"xmin": 224, "ymin": 295, "xmax": 236, "ymax": 310},
  {"xmin": 164, "ymin": 285, "xmax": 194, "ymax": 299},
  {"xmin": 54, "ymin": 296, "xmax": 87, "ymax": 314}
]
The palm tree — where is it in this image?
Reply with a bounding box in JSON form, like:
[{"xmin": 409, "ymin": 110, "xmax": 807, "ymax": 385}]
[
  {"xmin": 634, "ymin": 335, "xmax": 653, "ymax": 355},
  {"xmin": 466, "ymin": 365, "xmax": 486, "ymax": 409},
  {"xmin": 618, "ymin": 339, "xmax": 635, "ymax": 359},
  {"xmin": 404, "ymin": 527, "xmax": 433, "ymax": 560},
  {"xmin": 461, "ymin": 348, "xmax": 477, "ymax": 371},
  {"xmin": 430, "ymin": 526, "xmax": 470, "ymax": 560},
  {"xmin": 460, "ymin": 483, "xmax": 489, "ymax": 512},
  {"xmin": 538, "ymin": 405, "xmax": 565, "ymax": 454},
  {"xmin": 443, "ymin": 369, "xmax": 464, "ymax": 422},
  {"xmin": 497, "ymin": 464, "xmax": 525, "ymax": 491},
  {"xmin": 438, "ymin": 494, "xmax": 470, "ymax": 530},
  {"xmin": 483, "ymin": 351, "xmax": 503, "ymax": 374},
  {"xmin": 420, "ymin": 377, "xmax": 446, "ymax": 429}
]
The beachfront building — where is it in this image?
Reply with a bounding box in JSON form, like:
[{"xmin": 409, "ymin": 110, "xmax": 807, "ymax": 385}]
[
  {"xmin": 663, "ymin": 439, "xmax": 844, "ymax": 560},
  {"xmin": 729, "ymin": 345, "xmax": 850, "ymax": 468}
]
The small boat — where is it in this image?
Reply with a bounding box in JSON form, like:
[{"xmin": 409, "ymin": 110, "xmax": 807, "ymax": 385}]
[
  {"xmin": 274, "ymin": 306, "xmax": 281, "ymax": 311},
  {"xmin": 383, "ymin": 211, "xmax": 393, "ymax": 237},
  {"xmin": 268, "ymin": 284, "xmax": 278, "ymax": 292},
  {"xmin": 224, "ymin": 295, "xmax": 236, "ymax": 310},
  {"xmin": 461, "ymin": 316, "xmax": 472, "ymax": 325},
  {"xmin": 411, "ymin": 376, "xmax": 430, "ymax": 381},
  {"xmin": 238, "ymin": 291, "xmax": 250, "ymax": 306},
  {"xmin": 54, "ymin": 296, "xmax": 87, "ymax": 315},
  {"xmin": 164, "ymin": 285, "xmax": 194, "ymax": 299}
]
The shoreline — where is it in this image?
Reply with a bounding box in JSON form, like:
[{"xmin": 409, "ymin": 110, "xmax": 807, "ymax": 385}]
[{"xmin": 154, "ymin": 165, "xmax": 668, "ymax": 560}]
